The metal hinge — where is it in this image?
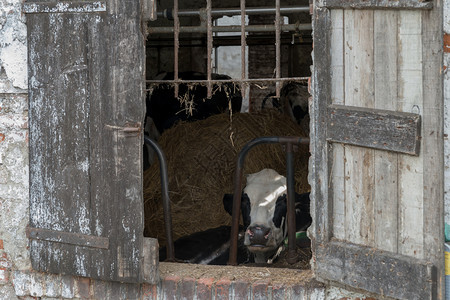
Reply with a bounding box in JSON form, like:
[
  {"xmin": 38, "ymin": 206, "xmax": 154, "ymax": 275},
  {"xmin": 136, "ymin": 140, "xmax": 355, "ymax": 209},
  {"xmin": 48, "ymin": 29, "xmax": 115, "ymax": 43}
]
[{"xmin": 26, "ymin": 226, "xmax": 109, "ymax": 249}]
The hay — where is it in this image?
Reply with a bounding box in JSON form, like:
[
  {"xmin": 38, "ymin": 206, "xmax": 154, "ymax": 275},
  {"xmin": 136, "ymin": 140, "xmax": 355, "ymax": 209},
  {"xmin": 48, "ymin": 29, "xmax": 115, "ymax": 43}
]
[{"xmin": 143, "ymin": 110, "xmax": 310, "ymax": 246}]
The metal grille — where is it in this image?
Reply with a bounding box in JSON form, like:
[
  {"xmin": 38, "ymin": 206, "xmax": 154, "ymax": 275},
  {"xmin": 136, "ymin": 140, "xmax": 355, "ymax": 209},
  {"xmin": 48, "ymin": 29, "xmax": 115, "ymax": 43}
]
[{"xmin": 145, "ymin": 0, "xmax": 312, "ymax": 111}]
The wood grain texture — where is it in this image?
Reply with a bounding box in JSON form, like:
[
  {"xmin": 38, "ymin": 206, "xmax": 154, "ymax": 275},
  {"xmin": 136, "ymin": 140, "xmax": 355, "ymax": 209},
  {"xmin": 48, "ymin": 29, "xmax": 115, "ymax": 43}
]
[
  {"xmin": 397, "ymin": 11, "xmax": 425, "ymax": 259},
  {"xmin": 327, "ymin": 105, "xmax": 421, "ymax": 155},
  {"xmin": 312, "ymin": 4, "xmax": 442, "ymax": 298},
  {"xmin": 27, "ymin": 0, "xmax": 149, "ymax": 283},
  {"xmin": 373, "ymin": 10, "xmax": 399, "ymax": 253},
  {"xmin": 322, "ymin": 0, "xmax": 433, "ymax": 10},
  {"xmin": 342, "ymin": 9, "xmax": 375, "ymax": 246},
  {"xmin": 330, "ymin": 9, "xmax": 345, "ymax": 241},
  {"xmin": 421, "ymin": 4, "xmax": 444, "ymax": 298},
  {"xmin": 315, "ymin": 241, "xmax": 436, "ymax": 300}
]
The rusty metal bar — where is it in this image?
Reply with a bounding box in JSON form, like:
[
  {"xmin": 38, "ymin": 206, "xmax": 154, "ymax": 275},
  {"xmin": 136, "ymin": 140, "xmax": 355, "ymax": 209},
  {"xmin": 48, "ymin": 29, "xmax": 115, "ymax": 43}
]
[
  {"xmin": 275, "ymin": 0, "xmax": 281, "ymax": 98},
  {"xmin": 227, "ymin": 136, "xmax": 310, "ymax": 266},
  {"xmin": 285, "ymin": 142, "xmax": 298, "ymax": 264},
  {"xmin": 26, "ymin": 226, "xmax": 109, "ymax": 249},
  {"xmin": 146, "ymin": 77, "xmax": 309, "ymax": 87},
  {"xmin": 155, "ymin": 6, "xmax": 310, "ymax": 19},
  {"xmin": 240, "ymin": 0, "xmax": 247, "ymax": 102},
  {"xmin": 144, "ymin": 136, "xmax": 175, "ymax": 262},
  {"xmin": 147, "ymin": 23, "xmax": 312, "ymax": 34},
  {"xmin": 206, "ymin": 0, "xmax": 213, "ymax": 98},
  {"xmin": 240, "ymin": 0, "xmax": 246, "ymax": 100},
  {"xmin": 173, "ymin": 0, "xmax": 180, "ymax": 98}
]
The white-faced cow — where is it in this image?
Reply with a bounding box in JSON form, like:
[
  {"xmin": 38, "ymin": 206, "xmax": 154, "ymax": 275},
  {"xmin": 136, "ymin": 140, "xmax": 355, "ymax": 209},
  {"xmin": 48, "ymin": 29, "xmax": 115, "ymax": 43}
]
[{"xmin": 223, "ymin": 168, "xmax": 311, "ymax": 264}]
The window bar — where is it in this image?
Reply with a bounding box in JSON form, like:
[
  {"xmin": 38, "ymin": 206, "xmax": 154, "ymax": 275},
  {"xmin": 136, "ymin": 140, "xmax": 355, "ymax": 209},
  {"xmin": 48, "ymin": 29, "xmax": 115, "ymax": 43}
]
[
  {"xmin": 206, "ymin": 0, "xmax": 213, "ymax": 99},
  {"xmin": 146, "ymin": 77, "xmax": 309, "ymax": 86},
  {"xmin": 275, "ymin": 0, "xmax": 281, "ymax": 98},
  {"xmin": 174, "ymin": 0, "xmax": 180, "ymax": 98},
  {"xmin": 240, "ymin": 0, "xmax": 246, "ymax": 100}
]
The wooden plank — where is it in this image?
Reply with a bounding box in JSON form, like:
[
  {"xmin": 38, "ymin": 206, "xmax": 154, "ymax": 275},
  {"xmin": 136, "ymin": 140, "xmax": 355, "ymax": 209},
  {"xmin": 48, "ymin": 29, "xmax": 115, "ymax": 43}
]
[
  {"xmin": 322, "ymin": 0, "xmax": 433, "ymax": 10},
  {"xmin": 373, "ymin": 10, "xmax": 399, "ymax": 253},
  {"xmin": 397, "ymin": 11, "xmax": 424, "ymax": 259},
  {"xmin": 421, "ymin": 4, "xmax": 444, "ymax": 299},
  {"xmin": 330, "ymin": 9, "xmax": 345, "ymax": 241},
  {"xmin": 342, "ymin": 10, "xmax": 375, "ymax": 246},
  {"xmin": 311, "ymin": 6, "xmax": 332, "ymax": 244},
  {"xmin": 28, "ymin": 13, "xmax": 96, "ymax": 277},
  {"xmin": 327, "ymin": 105, "xmax": 421, "ymax": 155},
  {"xmin": 315, "ymin": 241, "xmax": 437, "ymax": 300},
  {"xmin": 143, "ymin": 238, "xmax": 159, "ymax": 284}
]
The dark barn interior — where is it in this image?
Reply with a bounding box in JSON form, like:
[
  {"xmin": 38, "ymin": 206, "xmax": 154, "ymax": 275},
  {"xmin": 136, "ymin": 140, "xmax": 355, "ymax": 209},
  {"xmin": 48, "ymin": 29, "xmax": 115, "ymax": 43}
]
[{"xmin": 143, "ymin": 0, "xmax": 313, "ymax": 269}]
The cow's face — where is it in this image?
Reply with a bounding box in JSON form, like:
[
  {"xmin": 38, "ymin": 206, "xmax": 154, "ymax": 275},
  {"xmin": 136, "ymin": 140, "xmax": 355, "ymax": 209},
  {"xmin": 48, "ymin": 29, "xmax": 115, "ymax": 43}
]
[{"xmin": 223, "ymin": 169, "xmax": 291, "ymax": 263}]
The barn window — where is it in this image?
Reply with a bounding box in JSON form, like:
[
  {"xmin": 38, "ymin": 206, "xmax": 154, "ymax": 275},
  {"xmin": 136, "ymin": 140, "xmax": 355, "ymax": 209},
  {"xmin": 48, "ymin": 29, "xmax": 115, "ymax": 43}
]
[
  {"xmin": 23, "ymin": 0, "xmax": 444, "ymax": 298},
  {"xmin": 143, "ymin": 0, "xmax": 313, "ymax": 271}
]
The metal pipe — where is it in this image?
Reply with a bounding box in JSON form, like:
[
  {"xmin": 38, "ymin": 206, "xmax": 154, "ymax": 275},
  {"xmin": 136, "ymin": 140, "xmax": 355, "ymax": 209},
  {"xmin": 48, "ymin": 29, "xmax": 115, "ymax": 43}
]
[
  {"xmin": 156, "ymin": 6, "xmax": 310, "ymax": 19},
  {"xmin": 146, "ymin": 77, "xmax": 309, "ymax": 86},
  {"xmin": 240, "ymin": 0, "xmax": 246, "ymax": 99},
  {"xmin": 227, "ymin": 136, "xmax": 310, "ymax": 266},
  {"xmin": 173, "ymin": 0, "xmax": 179, "ymax": 98},
  {"xmin": 275, "ymin": 0, "xmax": 281, "ymax": 98},
  {"xmin": 143, "ymin": 136, "xmax": 175, "ymax": 262},
  {"xmin": 147, "ymin": 23, "xmax": 312, "ymax": 34},
  {"xmin": 206, "ymin": 0, "xmax": 213, "ymax": 98},
  {"xmin": 285, "ymin": 142, "xmax": 298, "ymax": 264}
]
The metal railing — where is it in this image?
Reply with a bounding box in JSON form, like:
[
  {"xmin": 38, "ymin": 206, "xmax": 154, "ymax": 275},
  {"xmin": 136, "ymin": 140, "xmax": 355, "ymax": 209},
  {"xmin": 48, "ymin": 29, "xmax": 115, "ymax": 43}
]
[{"xmin": 227, "ymin": 136, "xmax": 310, "ymax": 265}]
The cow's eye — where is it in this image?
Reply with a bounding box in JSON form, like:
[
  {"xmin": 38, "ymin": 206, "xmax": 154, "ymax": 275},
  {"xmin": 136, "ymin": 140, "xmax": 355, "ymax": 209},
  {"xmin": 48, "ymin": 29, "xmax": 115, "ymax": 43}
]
[{"xmin": 273, "ymin": 194, "xmax": 287, "ymax": 228}]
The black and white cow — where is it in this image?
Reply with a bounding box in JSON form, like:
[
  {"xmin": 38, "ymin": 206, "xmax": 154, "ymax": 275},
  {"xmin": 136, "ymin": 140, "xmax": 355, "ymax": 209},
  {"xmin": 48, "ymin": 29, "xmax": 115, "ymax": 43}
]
[
  {"xmin": 147, "ymin": 71, "xmax": 243, "ymax": 135},
  {"xmin": 223, "ymin": 168, "xmax": 311, "ymax": 264},
  {"xmin": 159, "ymin": 225, "xmax": 250, "ymax": 265},
  {"xmin": 144, "ymin": 71, "xmax": 243, "ymax": 169},
  {"xmin": 262, "ymin": 82, "xmax": 310, "ymax": 135}
]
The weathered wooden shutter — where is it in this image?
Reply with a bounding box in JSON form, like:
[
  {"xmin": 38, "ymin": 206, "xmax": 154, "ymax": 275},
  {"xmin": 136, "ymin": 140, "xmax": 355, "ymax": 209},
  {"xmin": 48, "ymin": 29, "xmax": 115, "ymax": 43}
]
[
  {"xmin": 24, "ymin": 1, "xmax": 157, "ymax": 283},
  {"xmin": 311, "ymin": 0, "xmax": 444, "ymax": 299}
]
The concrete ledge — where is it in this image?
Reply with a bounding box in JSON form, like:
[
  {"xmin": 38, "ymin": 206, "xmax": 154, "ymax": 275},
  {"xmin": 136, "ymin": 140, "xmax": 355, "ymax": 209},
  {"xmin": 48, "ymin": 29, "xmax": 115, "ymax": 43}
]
[{"xmin": 143, "ymin": 262, "xmax": 325, "ymax": 299}]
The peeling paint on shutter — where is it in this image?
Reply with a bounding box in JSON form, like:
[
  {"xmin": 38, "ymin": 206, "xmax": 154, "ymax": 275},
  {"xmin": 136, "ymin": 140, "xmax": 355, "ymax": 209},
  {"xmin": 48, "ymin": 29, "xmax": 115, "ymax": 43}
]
[{"xmin": 25, "ymin": 0, "xmax": 156, "ymax": 283}]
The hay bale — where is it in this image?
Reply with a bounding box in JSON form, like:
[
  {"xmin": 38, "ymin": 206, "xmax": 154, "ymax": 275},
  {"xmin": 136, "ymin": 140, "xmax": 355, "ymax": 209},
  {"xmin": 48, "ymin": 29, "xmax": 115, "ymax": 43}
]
[{"xmin": 143, "ymin": 110, "xmax": 310, "ymax": 246}]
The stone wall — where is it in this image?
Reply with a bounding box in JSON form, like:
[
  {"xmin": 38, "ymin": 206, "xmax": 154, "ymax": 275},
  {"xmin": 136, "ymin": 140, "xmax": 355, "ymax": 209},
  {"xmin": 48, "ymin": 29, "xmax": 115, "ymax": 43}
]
[
  {"xmin": 0, "ymin": 0, "xmax": 29, "ymax": 299},
  {"xmin": 444, "ymin": 0, "xmax": 450, "ymax": 224}
]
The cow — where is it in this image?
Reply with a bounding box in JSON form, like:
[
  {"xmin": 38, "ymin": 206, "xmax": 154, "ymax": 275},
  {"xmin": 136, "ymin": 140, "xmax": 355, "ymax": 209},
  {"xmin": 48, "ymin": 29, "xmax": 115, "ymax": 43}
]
[
  {"xmin": 223, "ymin": 168, "xmax": 311, "ymax": 264},
  {"xmin": 144, "ymin": 71, "xmax": 243, "ymax": 169},
  {"xmin": 146, "ymin": 71, "xmax": 243, "ymax": 135},
  {"xmin": 159, "ymin": 225, "xmax": 250, "ymax": 265},
  {"xmin": 261, "ymin": 82, "xmax": 310, "ymax": 135}
]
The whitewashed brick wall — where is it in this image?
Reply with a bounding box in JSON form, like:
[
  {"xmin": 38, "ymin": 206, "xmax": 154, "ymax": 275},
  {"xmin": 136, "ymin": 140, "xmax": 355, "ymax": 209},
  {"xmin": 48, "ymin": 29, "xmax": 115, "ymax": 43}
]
[
  {"xmin": 0, "ymin": 0, "xmax": 29, "ymax": 299},
  {"xmin": 444, "ymin": 0, "xmax": 450, "ymax": 224}
]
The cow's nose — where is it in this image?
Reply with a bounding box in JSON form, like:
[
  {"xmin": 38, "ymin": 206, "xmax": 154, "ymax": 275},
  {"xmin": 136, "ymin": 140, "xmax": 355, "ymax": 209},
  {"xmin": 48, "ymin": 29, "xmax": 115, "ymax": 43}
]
[{"xmin": 247, "ymin": 225, "xmax": 271, "ymax": 245}]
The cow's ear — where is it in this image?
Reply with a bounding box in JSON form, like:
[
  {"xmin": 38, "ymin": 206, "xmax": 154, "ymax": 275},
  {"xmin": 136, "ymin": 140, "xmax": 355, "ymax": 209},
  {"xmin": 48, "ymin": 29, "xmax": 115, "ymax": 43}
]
[
  {"xmin": 241, "ymin": 193, "xmax": 251, "ymax": 228},
  {"xmin": 294, "ymin": 192, "xmax": 312, "ymax": 231},
  {"xmin": 222, "ymin": 194, "xmax": 234, "ymax": 215},
  {"xmin": 294, "ymin": 192, "xmax": 310, "ymax": 209},
  {"xmin": 273, "ymin": 194, "xmax": 287, "ymax": 228}
]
